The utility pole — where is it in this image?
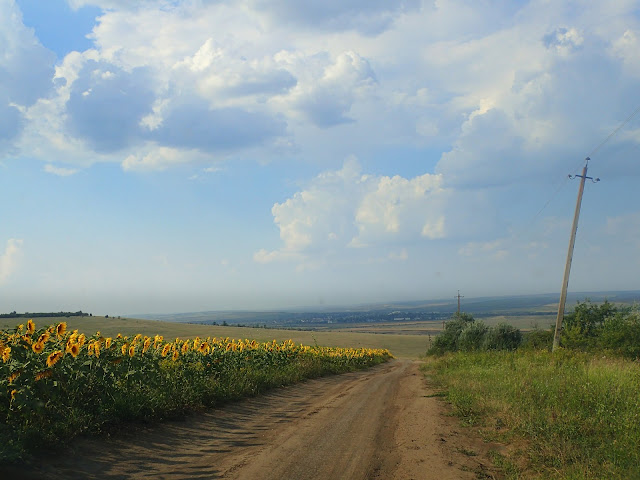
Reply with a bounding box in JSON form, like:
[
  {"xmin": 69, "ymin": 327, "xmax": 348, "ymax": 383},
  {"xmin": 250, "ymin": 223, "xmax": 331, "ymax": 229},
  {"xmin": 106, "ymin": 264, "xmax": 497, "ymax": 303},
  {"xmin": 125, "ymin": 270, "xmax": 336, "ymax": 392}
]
[
  {"xmin": 552, "ymin": 158, "xmax": 599, "ymax": 351},
  {"xmin": 456, "ymin": 290, "xmax": 464, "ymax": 314}
]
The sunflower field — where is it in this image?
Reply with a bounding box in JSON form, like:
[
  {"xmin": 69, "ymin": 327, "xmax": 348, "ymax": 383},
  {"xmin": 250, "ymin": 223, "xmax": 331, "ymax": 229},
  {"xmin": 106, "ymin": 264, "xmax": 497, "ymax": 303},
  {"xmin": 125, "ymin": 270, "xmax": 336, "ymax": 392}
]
[{"xmin": 0, "ymin": 320, "xmax": 392, "ymax": 462}]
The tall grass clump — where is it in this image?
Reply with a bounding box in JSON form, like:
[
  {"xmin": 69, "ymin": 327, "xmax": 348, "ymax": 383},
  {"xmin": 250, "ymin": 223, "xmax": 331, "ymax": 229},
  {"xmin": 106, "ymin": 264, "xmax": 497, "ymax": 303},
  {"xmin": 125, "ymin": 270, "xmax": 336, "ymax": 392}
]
[
  {"xmin": 425, "ymin": 350, "xmax": 640, "ymax": 479},
  {"xmin": 0, "ymin": 321, "xmax": 393, "ymax": 463}
]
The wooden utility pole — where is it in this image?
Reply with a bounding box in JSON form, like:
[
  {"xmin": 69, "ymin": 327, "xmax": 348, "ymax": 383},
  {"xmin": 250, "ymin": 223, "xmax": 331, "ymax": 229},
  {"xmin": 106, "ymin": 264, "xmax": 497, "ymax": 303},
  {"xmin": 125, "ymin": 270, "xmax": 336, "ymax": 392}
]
[
  {"xmin": 552, "ymin": 158, "xmax": 599, "ymax": 351},
  {"xmin": 456, "ymin": 290, "xmax": 463, "ymax": 314}
]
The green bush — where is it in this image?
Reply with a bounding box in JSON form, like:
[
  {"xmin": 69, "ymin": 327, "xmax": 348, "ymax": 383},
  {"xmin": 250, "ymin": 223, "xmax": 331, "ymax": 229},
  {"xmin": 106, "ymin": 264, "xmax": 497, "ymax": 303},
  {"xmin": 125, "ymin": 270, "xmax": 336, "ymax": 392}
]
[
  {"xmin": 562, "ymin": 299, "xmax": 617, "ymax": 349},
  {"xmin": 458, "ymin": 321, "xmax": 488, "ymax": 351},
  {"xmin": 600, "ymin": 307, "xmax": 640, "ymax": 358},
  {"xmin": 429, "ymin": 314, "xmax": 523, "ymax": 355},
  {"xmin": 482, "ymin": 323, "xmax": 522, "ymax": 351},
  {"xmin": 428, "ymin": 312, "xmax": 474, "ymax": 354},
  {"xmin": 521, "ymin": 327, "xmax": 553, "ymax": 351}
]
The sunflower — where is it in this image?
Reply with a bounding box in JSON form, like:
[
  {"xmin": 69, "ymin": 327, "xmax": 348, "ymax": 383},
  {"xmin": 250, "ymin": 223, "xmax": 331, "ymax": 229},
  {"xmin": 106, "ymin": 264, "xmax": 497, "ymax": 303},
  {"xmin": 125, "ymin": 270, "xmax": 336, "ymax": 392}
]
[
  {"xmin": 121, "ymin": 343, "xmax": 129, "ymax": 356},
  {"xmin": 94, "ymin": 342, "xmax": 101, "ymax": 358},
  {"xmin": 2, "ymin": 347, "xmax": 11, "ymax": 363},
  {"xmin": 69, "ymin": 343, "xmax": 80, "ymax": 358},
  {"xmin": 10, "ymin": 389, "xmax": 18, "ymax": 401},
  {"xmin": 7, "ymin": 370, "xmax": 20, "ymax": 383},
  {"xmin": 128, "ymin": 345, "xmax": 136, "ymax": 358},
  {"xmin": 105, "ymin": 337, "xmax": 112, "ymax": 349},
  {"xmin": 35, "ymin": 370, "xmax": 53, "ymax": 381},
  {"xmin": 198, "ymin": 342, "xmax": 210, "ymax": 355},
  {"xmin": 181, "ymin": 341, "xmax": 190, "ymax": 354},
  {"xmin": 32, "ymin": 341, "xmax": 45, "ymax": 354},
  {"xmin": 142, "ymin": 338, "xmax": 151, "ymax": 354},
  {"xmin": 172, "ymin": 349, "xmax": 179, "ymax": 362},
  {"xmin": 77, "ymin": 334, "xmax": 86, "ymax": 346},
  {"xmin": 87, "ymin": 343, "xmax": 95, "ymax": 356},
  {"xmin": 56, "ymin": 322, "xmax": 67, "ymax": 338},
  {"xmin": 37, "ymin": 332, "xmax": 50, "ymax": 344},
  {"xmin": 27, "ymin": 320, "xmax": 36, "ymax": 334},
  {"xmin": 161, "ymin": 344, "xmax": 172, "ymax": 357},
  {"xmin": 46, "ymin": 350, "xmax": 63, "ymax": 368}
]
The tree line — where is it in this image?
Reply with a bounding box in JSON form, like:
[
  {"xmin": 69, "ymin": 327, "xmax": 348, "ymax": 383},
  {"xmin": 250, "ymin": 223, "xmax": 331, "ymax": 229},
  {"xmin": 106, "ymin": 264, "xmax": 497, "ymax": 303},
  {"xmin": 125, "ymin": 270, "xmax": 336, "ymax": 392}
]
[{"xmin": 0, "ymin": 311, "xmax": 90, "ymax": 319}]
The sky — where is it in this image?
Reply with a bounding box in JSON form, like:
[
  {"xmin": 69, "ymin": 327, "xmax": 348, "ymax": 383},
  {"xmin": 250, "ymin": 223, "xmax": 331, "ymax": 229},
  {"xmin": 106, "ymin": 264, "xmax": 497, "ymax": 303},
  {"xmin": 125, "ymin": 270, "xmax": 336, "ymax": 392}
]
[{"xmin": 1, "ymin": 0, "xmax": 639, "ymax": 315}]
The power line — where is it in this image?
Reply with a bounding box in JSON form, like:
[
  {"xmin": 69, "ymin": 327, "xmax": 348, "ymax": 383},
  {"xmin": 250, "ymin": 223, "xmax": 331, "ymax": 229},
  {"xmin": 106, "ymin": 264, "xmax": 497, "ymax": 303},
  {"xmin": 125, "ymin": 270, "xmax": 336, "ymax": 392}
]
[
  {"xmin": 587, "ymin": 104, "xmax": 640, "ymax": 159},
  {"xmin": 522, "ymin": 103, "xmax": 640, "ymax": 229}
]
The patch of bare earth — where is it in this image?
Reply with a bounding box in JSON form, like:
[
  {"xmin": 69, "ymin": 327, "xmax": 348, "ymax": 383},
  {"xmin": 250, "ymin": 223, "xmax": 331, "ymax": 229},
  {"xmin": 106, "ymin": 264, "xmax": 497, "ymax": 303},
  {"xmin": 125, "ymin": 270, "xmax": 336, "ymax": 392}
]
[{"xmin": 3, "ymin": 360, "xmax": 503, "ymax": 479}]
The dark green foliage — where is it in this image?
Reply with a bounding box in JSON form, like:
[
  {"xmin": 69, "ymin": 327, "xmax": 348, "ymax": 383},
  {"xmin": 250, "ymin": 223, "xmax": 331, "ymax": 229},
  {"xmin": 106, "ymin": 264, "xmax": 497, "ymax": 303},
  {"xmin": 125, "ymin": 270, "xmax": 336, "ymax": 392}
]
[
  {"xmin": 482, "ymin": 323, "xmax": 522, "ymax": 351},
  {"xmin": 0, "ymin": 311, "xmax": 88, "ymax": 318},
  {"xmin": 521, "ymin": 327, "xmax": 553, "ymax": 351},
  {"xmin": 458, "ymin": 321, "xmax": 488, "ymax": 351},
  {"xmin": 562, "ymin": 299, "xmax": 617, "ymax": 349},
  {"xmin": 428, "ymin": 313, "xmax": 522, "ymax": 355},
  {"xmin": 560, "ymin": 300, "xmax": 640, "ymax": 358},
  {"xmin": 600, "ymin": 309, "xmax": 640, "ymax": 358},
  {"xmin": 428, "ymin": 313, "xmax": 474, "ymax": 354}
]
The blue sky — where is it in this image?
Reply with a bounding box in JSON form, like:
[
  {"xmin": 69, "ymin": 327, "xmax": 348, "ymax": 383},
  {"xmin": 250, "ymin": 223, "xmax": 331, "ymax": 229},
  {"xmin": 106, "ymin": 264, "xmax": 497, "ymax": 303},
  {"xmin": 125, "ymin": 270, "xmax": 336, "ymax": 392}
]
[{"xmin": 1, "ymin": 0, "xmax": 639, "ymax": 315}]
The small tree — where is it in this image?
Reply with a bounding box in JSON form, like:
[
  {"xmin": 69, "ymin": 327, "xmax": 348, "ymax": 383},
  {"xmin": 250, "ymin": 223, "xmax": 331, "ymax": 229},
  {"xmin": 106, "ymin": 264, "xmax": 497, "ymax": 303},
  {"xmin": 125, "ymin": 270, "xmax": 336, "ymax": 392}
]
[{"xmin": 563, "ymin": 299, "xmax": 618, "ymax": 349}]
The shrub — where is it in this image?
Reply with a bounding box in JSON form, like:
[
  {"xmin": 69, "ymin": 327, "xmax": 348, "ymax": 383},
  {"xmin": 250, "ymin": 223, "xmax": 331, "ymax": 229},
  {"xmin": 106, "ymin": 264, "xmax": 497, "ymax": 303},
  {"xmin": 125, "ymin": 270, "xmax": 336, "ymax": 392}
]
[
  {"xmin": 600, "ymin": 307, "xmax": 640, "ymax": 358},
  {"xmin": 562, "ymin": 299, "xmax": 617, "ymax": 349},
  {"xmin": 483, "ymin": 323, "xmax": 522, "ymax": 351},
  {"xmin": 428, "ymin": 312, "xmax": 475, "ymax": 355},
  {"xmin": 521, "ymin": 327, "xmax": 553, "ymax": 351},
  {"xmin": 458, "ymin": 321, "xmax": 488, "ymax": 351}
]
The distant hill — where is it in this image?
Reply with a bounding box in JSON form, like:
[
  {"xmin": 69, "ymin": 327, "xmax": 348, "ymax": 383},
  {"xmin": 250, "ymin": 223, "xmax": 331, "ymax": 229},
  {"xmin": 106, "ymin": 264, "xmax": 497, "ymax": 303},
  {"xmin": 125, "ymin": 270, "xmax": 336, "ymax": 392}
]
[{"xmin": 130, "ymin": 290, "xmax": 640, "ymax": 327}]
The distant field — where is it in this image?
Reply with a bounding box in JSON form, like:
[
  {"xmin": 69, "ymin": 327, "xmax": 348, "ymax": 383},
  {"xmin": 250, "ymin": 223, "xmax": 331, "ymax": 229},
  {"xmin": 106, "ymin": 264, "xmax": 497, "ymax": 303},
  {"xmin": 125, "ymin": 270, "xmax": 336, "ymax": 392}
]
[{"xmin": 0, "ymin": 316, "xmax": 430, "ymax": 359}]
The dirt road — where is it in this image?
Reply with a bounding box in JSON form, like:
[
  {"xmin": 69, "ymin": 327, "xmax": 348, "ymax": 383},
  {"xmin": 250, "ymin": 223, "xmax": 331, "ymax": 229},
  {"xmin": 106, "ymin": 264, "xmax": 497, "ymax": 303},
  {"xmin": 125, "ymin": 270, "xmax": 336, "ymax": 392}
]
[{"xmin": 8, "ymin": 360, "xmax": 499, "ymax": 479}]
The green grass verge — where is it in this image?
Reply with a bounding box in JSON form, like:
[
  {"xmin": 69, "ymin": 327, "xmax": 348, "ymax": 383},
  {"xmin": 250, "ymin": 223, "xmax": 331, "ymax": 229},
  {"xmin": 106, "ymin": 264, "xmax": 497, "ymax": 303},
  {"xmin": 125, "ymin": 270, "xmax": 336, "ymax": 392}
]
[{"xmin": 423, "ymin": 349, "xmax": 640, "ymax": 479}]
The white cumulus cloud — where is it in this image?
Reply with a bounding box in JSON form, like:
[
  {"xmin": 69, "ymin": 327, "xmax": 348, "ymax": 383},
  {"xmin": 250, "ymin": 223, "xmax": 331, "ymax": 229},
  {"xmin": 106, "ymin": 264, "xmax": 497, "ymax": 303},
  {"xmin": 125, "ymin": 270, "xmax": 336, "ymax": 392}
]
[{"xmin": 0, "ymin": 239, "xmax": 23, "ymax": 285}]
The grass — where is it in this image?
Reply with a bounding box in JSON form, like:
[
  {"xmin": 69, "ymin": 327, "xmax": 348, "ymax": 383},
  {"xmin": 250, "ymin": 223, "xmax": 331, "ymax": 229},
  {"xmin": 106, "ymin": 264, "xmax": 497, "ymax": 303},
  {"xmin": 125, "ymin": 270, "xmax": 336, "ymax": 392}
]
[
  {"xmin": 0, "ymin": 317, "xmax": 429, "ymax": 358},
  {"xmin": 424, "ymin": 349, "xmax": 640, "ymax": 479}
]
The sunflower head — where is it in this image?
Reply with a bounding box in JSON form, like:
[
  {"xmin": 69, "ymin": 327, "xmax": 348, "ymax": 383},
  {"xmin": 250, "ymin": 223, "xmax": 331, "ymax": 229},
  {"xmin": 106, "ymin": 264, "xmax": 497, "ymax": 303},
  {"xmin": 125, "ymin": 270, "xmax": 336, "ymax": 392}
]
[
  {"xmin": 38, "ymin": 332, "xmax": 50, "ymax": 344},
  {"xmin": 69, "ymin": 343, "xmax": 80, "ymax": 358},
  {"xmin": 32, "ymin": 341, "xmax": 45, "ymax": 354},
  {"xmin": 10, "ymin": 389, "xmax": 18, "ymax": 401},
  {"xmin": 2, "ymin": 347, "xmax": 10, "ymax": 363},
  {"xmin": 128, "ymin": 345, "xmax": 136, "ymax": 358},
  {"xmin": 181, "ymin": 341, "xmax": 190, "ymax": 354},
  {"xmin": 35, "ymin": 370, "xmax": 53, "ymax": 381},
  {"xmin": 161, "ymin": 344, "xmax": 172, "ymax": 357},
  {"xmin": 105, "ymin": 337, "xmax": 112, "ymax": 349},
  {"xmin": 27, "ymin": 320, "xmax": 36, "ymax": 334},
  {"xmin": 46, "ymin": 350, "xmax": 64, "ymax": 368},
  {"xmin": 56, "ymin": 322, "xmax": 67, "ymax": 338},
  {"xmin": 142, "ymin": 338, "xmax": 151, "ymax": 353},
  {"xmin": 172, "ymin": 349, "xmax": 179, "ymax": 361}
]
